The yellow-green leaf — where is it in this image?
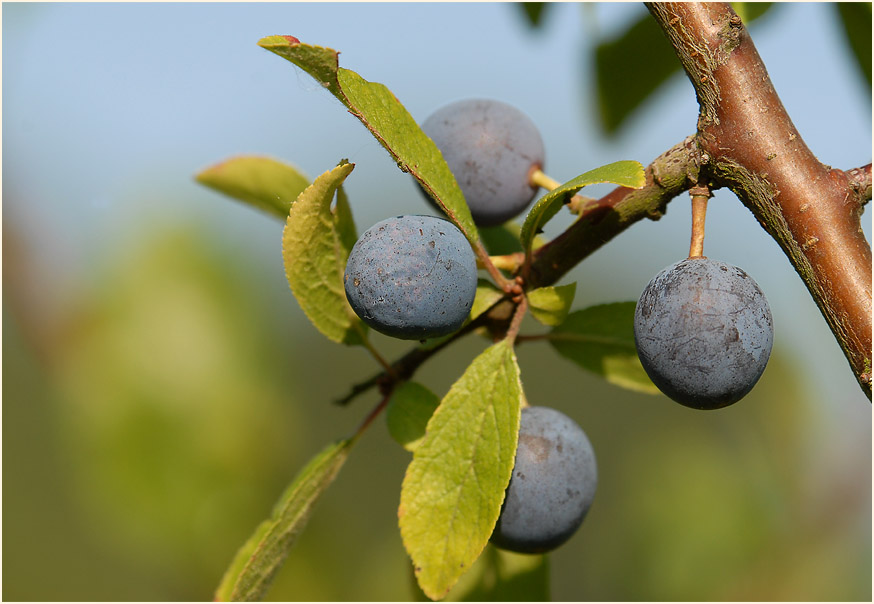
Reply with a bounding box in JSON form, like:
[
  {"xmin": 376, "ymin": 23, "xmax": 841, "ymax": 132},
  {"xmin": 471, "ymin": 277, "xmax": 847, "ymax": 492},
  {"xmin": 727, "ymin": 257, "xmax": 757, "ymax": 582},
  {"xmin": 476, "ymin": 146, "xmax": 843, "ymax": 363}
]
[
  {"xmin": 195, "ymin": 155, "xmax": 310, "ymax": 220},
  {"xmin": 258, "ymin": 35, "xmax": 479, "ymax": 246},
  {"xmin": 387, "ymin": 382, "xmax": 441, "ymax": 452},
  {"xmin": 399, "ymin": 340, "xmax": 522, "ymax": 601},
  {"xmin": 549, "ymin": 302, "xmax": 659, "ymax": 394},
  {"xmin": 282, "ymin": 162, "xmax": 363, "ymax": 345},
  {"xmin": 215, "ymin": 438, "xmax": 354, "ymax": 601},
  {"xmin": 527, "ymin": 283, "xmax": 576, "ymax": 326},
  {"xmin": 470, "ymin": 279, "xmax": 506, "ymax": 323},
  {"xmin": 520, "ymin": 160, "xmax": 646, "ymax": 256}
]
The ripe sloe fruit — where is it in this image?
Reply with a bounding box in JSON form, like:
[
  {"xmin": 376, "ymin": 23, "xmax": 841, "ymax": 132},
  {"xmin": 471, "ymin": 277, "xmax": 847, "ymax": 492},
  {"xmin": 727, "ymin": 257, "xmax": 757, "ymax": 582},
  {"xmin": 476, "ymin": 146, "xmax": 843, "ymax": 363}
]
[
  {"xmin": 421, "ymin": 99, "xmax": 545, "ymax": 227},
  {"xmin": 633, "ymin": 257, "xmax": 773, "ymax": 409},
  {"xmin": 344, "ymin": 215, "xmax": 477, "ymax": 340},
  {"xmin": 491, "ymin": 406, "xmax": 598, "ymax": 554}
]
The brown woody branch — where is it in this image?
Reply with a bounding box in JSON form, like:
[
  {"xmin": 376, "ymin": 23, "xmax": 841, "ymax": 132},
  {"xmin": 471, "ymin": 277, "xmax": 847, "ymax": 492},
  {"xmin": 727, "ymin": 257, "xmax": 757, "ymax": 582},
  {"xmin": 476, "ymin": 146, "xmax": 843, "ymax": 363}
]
[
  {"xmin": 527, "ymin": 137, "xmax": 703, "ymax": 289},
  {"xmin": 646, "ymin": 2, "xmax": 872, "ymax": 398},
  {"xmin": 337, "ymin": 3, "xmax": 872, "ymax": 406}
]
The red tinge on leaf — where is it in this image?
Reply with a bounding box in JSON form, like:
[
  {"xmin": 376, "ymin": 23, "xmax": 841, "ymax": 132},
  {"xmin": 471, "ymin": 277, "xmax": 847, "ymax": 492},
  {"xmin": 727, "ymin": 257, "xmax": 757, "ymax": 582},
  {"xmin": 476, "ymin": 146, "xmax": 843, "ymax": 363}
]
[{"xmin": 282, "ymin": 35, "xmax": 301, "ymax": 45}]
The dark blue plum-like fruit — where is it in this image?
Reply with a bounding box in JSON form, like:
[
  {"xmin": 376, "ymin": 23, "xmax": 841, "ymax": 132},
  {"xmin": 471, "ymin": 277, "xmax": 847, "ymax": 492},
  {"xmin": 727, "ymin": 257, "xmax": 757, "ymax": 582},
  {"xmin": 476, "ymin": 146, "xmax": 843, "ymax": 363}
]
[
  {"xmin": 491, "ymin": 406, "xmax": 598, "ymax": 554},
  {"xmin": 633, "ymin": 257, "xmax": 773, "ymax": 409},
  {"xmin": 421, "ymin": 99, "xmax": 545, "ymax": 227},
  {"xmin": 344, "ymin": 215, "xmax": 477, "ymax": 340}
]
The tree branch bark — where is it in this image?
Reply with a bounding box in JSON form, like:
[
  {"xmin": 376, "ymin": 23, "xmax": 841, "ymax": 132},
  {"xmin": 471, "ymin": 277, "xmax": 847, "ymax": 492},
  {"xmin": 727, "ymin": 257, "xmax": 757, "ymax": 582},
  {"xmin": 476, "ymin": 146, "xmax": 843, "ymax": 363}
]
[
  {"xmin": 527, "ymin": 136, "xmax": 702, "ymax": 289},
  {"xmin": 646, "ymin": 2, "xmax": 872, "ymax": 398}
]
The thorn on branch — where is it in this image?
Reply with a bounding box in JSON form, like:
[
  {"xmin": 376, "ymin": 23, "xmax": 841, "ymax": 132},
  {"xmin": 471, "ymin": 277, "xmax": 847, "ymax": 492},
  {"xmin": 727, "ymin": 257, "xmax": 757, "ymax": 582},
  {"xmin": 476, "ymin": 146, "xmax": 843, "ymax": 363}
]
[{"xmin": 847, "ymin": 163, "xmax": 872, "ymax": 203}]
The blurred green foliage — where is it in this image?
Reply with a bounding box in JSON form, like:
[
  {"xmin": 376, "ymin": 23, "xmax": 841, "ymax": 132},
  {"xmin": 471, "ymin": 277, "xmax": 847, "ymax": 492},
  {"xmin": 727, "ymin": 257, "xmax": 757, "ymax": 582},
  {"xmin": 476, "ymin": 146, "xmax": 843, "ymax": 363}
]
[
  {"xmin": 516, "ymin": 2, "xmax": 551, "ymax": 28},
  {"xmin": 4, "ymin": 215, "xmax": 870, "ymax": 601},
  {"xmin": 836, "ymin": 2, "xmax": 873, "ymax": 86},
  {"xmin": 594, "ymin": 3, "xmax": 776, "ymax": 134}
]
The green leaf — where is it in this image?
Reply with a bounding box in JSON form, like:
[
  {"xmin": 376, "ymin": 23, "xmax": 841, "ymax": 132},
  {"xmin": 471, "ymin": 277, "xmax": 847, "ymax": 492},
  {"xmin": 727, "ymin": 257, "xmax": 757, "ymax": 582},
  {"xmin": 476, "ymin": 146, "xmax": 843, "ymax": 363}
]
[
  {"xmin": 520, "ymin": 160, "xmax": 645, "ymax": 254},
  {"xmin": 387, "ymin": 382, "xmax": 441, "ymax": 452},
  {"xmin": 549, "ymin": 302, "xmax": 659, "ymax": 394},
  {"xmin": 470, "ymin": 279, "xmax": 506, "ymax": 323},
  {"xmin": 195, "ymin": 155, "xmax": 310, "ymax": 221},
  {"xmin": 527, "ymin": 283, "xmax": 576, "ymax": 326},
  {"xmin": 450, "ymin": 546, "xmax": 549, "ymax": 602},
  {"xmin": 399, "ymin": 340, "xmax": 522, "ymax": 601},
  {"xmin": 836, "ymin": 3, "xmax": 872, "ymax": 86},
  {"xmin": 215, "ymin": 521, "xmax": 272, "ymax": 602},
  {"xmin": 282, "ymin": 161, "xmax": 364, "ymax": 345},
  {"xmin": 215, "ymin": 438, "xmax": 355, "ymax": 601},
  {"xmin": 257, "ymin": 36, "xmax": 479, "ymax": 246}
]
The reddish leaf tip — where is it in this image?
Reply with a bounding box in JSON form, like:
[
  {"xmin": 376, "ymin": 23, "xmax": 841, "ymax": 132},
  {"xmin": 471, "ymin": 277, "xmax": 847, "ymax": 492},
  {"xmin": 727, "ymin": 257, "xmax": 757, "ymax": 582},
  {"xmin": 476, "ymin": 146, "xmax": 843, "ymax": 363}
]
[{"xmin": 282, "ymin": 35, "xmax": 301, "ymax": 45}]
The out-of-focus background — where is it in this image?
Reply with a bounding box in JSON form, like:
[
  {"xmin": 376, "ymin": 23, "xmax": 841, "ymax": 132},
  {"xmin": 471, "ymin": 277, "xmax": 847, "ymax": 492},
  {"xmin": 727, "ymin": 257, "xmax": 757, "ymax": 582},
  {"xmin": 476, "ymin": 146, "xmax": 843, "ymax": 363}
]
[{"xmin": 3, "ymin": 2, "xmax": 871, "ymax": 601}]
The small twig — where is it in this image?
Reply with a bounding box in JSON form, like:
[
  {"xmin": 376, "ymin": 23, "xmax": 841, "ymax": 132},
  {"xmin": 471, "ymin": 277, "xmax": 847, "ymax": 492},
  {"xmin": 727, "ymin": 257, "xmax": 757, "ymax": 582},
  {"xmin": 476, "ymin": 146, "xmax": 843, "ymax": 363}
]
[
  {"xmin": 335, "ymin": 307, "xmax": 497, "ymax": 406},
  {"xmin": 356, "ymin": 326, "xmax": 398, "ymax": 379},
  {"xmin": 352, "ymin": 389, "xmax": 394, "ymax": 439}
]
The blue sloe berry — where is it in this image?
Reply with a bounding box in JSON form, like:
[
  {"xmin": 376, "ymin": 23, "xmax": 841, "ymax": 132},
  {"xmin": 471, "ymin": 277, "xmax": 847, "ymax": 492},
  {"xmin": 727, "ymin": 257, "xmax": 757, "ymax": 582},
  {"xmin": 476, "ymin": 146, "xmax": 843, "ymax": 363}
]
[
  {"xmin": 491, "ymin": 406, "xmax": 598, "ymax": 554},
  {"xmin": 633, "ymin": 257, "xmax": 773, "ymax": 409},
  {"xmin": 421, "ymin": 99, "xmax": 545, "ymax": 227},
  {"xmin": 344, "ymin": 215, "xmax": 477, "ymax": 340}
]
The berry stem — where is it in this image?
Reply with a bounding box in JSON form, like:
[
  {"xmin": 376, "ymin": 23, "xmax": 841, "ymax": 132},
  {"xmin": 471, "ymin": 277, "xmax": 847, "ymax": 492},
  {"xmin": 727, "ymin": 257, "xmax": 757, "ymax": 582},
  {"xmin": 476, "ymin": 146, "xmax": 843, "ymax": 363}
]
[
  {"xmin": 688, "ymin": 183, "xmax": 711, "ymax": 258},
  {"xmin": 505, "ymin": 295, "xmax": 529, "ymax": 345},
  {"xmin": 530, "ymin": 167, "xmax": 588, "ymax": 209},
  {"xmin": 357, "ymin": 327, "xmax": 398, "ymax": 378},
  {"xmin": 529, "ymin": 168, "xmax": 561, "ymax": 191},
  {"xmin": 473, "ymin": 241, "xmax": 512, "ymax": 291},
  {"xmin": 488, "ymin": 252, "xmax": 525, "ymax": 273}
]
